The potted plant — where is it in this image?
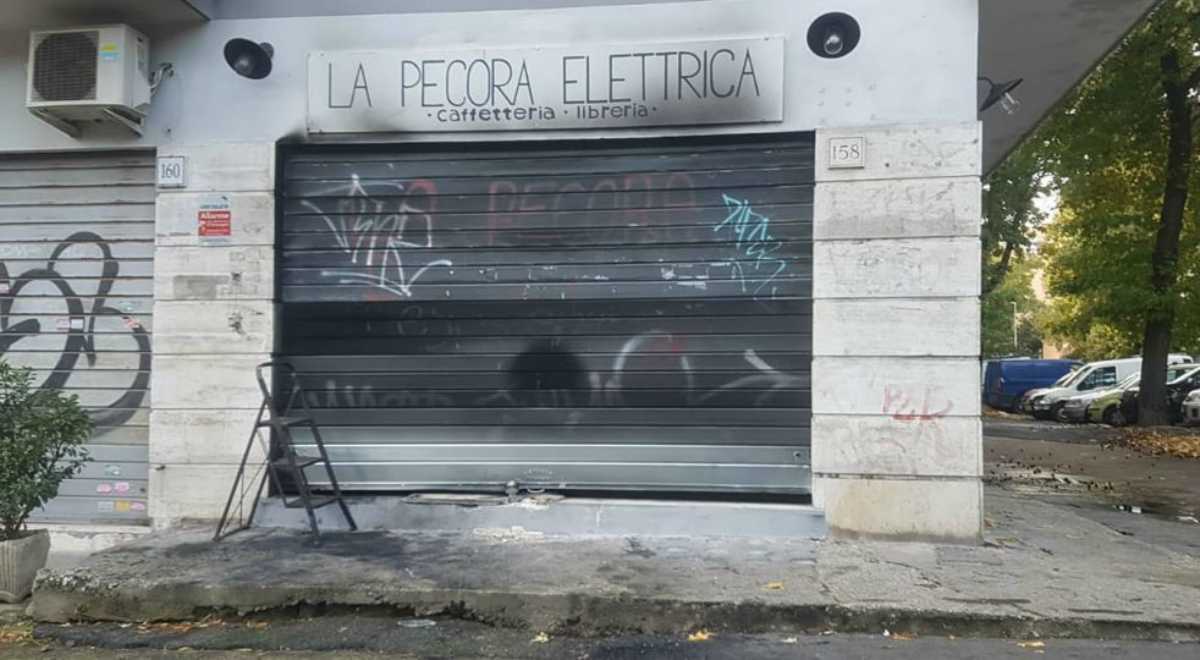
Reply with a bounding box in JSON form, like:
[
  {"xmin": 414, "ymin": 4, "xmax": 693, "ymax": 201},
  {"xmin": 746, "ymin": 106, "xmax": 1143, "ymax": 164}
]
[{"xmin": 0, "ymin": 360, "xmax": 91, "ymax": 603}]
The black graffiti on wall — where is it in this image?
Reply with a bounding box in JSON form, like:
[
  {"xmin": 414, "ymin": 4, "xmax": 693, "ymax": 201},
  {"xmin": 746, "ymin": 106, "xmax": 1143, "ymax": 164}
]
[{"xmin": 0, "ymin": 232, "xmax": 150, "ymax": 428}]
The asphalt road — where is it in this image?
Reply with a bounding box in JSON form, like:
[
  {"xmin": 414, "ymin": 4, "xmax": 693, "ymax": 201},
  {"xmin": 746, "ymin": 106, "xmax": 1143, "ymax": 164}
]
[
  {"xmin": 982, "ymin": 417, "xmax": 1121, "ymax": 444},
  {"xmin": 9, "ymin": 618, "xmax": 1200, "ymax": 659}
]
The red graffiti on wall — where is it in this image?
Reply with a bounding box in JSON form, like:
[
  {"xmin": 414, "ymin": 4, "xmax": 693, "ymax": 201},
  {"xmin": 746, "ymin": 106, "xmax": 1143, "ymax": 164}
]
[
  {"xmin": 882, "ymin": 385, "xmax": 953, "ymax": 422},
  {"xmin": 484, "ymin": 172, "xmax": 697, "ymax": 246}
]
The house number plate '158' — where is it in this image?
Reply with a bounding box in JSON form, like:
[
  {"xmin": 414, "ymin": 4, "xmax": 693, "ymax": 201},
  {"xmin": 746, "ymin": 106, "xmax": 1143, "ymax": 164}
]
[{"xmin": 828, "ymin": 137, "xmax": 866, "ymax": 169}]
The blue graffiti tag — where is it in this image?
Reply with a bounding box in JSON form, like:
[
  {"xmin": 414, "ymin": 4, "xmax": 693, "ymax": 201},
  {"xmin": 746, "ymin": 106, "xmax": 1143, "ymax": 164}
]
[{"xmin": 714, "ymin": 194, "xmax": 789, "ymax": 297}]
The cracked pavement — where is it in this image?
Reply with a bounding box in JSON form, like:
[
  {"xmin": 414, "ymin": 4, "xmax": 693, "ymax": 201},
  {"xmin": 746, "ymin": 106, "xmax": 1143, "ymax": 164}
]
[{"xmin": 26, "ymin": 485, "xmax": 1200, "ymax": 641}]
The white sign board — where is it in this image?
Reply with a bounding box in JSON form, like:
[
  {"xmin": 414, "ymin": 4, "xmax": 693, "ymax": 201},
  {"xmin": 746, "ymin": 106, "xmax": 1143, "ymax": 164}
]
[
  {"xmin": 308, "ymin": 37, "xmax": 784, "ymax": 133},
  {"xmin": 827, "ymin": 137, "xmax": 866, "ymax": 169},
  {"xmin": 156, "ymin": 156, "xmax": 186, "ymax": 188}
]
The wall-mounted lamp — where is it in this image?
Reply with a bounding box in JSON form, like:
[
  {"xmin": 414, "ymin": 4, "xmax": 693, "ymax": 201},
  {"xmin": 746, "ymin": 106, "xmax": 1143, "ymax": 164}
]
[
  {"xmin": 807, "ymin": 13, "xmax": 861, "ymax": 59},
  {"xmin": 224, "ymin": 38, "xmax": 274, "ymax": 80},
  {"xmin": 979, "ymin": 77, "xmax": 1023, "ymax": 114}
]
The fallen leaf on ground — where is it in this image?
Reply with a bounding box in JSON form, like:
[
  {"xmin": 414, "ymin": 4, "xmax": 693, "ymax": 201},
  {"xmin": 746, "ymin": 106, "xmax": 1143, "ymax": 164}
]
[
  {"xmin": 1121, "ymin": 428, "xmax": 1200, "ymax": 459},
  {"xmin": 0, "ymin": 625, "xmax": 33, "ymax": 644},
  {"xmin": 531, "ymin": 632, "xmax": 550, "ymax": 643},
  {"xmin": 170, "ymin": 623, "xmax": 195, "ymax": 633},
  {"xmin": 688, "ymin": 629, "xmax": 714, "ymax": 642},
  {"xmin": 891, "ymin": 632, "xmax": 915, "ymax": 641},
  {"xmin": 763, "ymin": 581, "xmax": 785, "ymax": 590},
  {"xmin": 1018, "ymin": 640, "xmax": 1046, "ymax": 649}
]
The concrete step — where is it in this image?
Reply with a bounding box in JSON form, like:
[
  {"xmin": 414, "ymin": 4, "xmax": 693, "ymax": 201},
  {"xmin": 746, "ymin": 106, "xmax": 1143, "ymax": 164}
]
[{"xmin": 254, "ymin": 494, "xmax": 827, "ymax": 538}]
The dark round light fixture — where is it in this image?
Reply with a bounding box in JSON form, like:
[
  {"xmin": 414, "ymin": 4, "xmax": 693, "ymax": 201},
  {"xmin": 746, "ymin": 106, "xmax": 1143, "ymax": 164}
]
[
  {"xmin": 224, "ymin": 38, "xmax": 274, "ymax": 80},
  {"xmin": 807, "ymin": 13, "xmax": 861, "ymax": 59}
]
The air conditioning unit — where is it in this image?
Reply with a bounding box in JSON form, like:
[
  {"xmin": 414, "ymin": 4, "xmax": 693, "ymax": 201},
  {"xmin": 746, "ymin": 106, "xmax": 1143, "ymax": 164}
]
[{"xmin": 26, "ymin": 24, "xmax": 151, "ymax": 137}]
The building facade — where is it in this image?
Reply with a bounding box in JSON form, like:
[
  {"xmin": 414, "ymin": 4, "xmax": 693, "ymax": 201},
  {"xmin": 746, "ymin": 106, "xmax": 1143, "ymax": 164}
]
[{"xmin": 1, "ymin": 0, "xmax": 991, "ymax": 542}]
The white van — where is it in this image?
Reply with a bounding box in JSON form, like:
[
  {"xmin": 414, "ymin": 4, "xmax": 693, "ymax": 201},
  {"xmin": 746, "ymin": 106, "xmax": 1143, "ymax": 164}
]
[{"xmin": 1029, "ymin": 355, "xmax": 1192, "ymax": 419}]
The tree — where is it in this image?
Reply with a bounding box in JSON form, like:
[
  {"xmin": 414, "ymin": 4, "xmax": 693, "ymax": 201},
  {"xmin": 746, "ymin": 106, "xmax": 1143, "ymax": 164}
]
[
  {"xmin": 982, "ymin": 143, "xmax": 1050, "ymax": 295},
  {"xmin": 982, "ymin": 258, "xmax": 1045, "ymax": 358},
  {"xmin": 1037, "ymin": 1, "xmax": 1200, "ymax": 425}
]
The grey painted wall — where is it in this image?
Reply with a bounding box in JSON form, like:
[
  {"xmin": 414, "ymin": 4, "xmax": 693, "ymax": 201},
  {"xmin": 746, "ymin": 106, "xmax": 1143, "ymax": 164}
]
[{"xmin": 0, "ymin": 0, "xmax": 977, "ymax": 153}]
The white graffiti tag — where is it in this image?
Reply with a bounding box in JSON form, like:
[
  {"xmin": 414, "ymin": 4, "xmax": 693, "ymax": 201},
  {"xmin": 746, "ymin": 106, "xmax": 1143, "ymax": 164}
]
[
  {"xmin": 301, "ymin": 173, "xmax": 452, "ymax": 298},
  {"xmin": 713, "ymin": 194, "xmax": 789, "ymax": 298}
]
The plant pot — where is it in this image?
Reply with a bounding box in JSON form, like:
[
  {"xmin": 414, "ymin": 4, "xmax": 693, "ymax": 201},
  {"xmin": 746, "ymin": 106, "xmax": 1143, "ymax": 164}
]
[{"xmin": 0, "ymin": 529, "xmax": 50, "ymax": 603}]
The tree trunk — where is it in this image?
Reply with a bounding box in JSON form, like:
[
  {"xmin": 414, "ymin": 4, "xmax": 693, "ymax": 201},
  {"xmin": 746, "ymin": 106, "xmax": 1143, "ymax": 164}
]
[
  {"xmin": 982, "ymin": 241, "xmax": 1016, "ymax": 295},
  {"xmin": 1138, "ymin": 52, "xmax": 1194, "ymax": 427}
]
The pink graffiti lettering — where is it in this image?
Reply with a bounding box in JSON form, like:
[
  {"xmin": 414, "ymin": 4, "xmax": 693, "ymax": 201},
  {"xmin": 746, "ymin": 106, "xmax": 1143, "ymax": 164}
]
[{"xmin": 882, "ymin": 385, "xmax": 953, "ymax": 422}]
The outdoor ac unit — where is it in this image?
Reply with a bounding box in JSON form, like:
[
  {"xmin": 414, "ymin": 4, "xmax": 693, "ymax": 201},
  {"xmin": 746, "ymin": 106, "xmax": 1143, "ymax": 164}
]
[{"xmin": 26, "ymin": 24, "xmax": 151, "ymax": 137}]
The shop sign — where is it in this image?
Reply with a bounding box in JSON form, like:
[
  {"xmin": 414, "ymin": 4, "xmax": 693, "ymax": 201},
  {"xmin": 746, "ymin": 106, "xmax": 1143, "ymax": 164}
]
[{"xmin": 308, "ymin": 37, "xmax": 784, "ymax": 133}]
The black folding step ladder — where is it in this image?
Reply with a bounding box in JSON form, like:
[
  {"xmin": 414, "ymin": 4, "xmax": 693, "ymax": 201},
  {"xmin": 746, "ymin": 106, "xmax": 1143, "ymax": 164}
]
[{"xmin": 214, "ymin": 361, "xmax": 357, "ymax": 542}]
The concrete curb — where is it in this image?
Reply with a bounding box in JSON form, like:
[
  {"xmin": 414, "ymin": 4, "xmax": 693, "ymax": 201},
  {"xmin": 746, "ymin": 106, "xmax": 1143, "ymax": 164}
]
[{"xmin": 29, "ymin": 576, "xmax": 1200, "ymax": 643}]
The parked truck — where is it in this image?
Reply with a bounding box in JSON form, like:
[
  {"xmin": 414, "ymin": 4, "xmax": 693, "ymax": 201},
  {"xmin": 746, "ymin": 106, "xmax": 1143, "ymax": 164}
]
[{"xmin": 983, "ymin": 359, "xmax": 1081, "ymax": 412}]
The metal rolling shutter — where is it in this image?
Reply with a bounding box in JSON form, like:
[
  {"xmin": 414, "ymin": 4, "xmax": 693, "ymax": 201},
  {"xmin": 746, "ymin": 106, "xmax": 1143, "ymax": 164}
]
[
  {"xmin": 0, "ymin": 150, "xmax": 154, "ymax": 522},
  {"xmin": 279, "ymin": 135, "xmax": 813, "ymax": 495}
]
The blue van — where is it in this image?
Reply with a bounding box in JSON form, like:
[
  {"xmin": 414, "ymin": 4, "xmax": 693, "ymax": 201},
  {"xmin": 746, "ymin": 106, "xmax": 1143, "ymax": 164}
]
[{"xmin": 984, "ymin": 359, "xmax": 1082, "ymax": 412}]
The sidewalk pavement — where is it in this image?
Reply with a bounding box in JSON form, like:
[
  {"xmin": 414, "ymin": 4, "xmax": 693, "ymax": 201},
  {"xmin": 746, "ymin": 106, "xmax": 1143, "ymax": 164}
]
[{"xmin": 27, "ymin": 488, "xmax": 1200, "ymax": 641}]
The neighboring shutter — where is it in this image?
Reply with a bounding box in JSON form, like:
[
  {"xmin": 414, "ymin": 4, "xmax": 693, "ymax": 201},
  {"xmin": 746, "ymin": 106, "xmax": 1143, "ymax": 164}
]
[
  {"xmin": 280, "ymin": 135, "xmax": 813, "ymax": 495},
  {"xmin": 0, "ymin": 151, "xmax": 153, "ymax": 523}
]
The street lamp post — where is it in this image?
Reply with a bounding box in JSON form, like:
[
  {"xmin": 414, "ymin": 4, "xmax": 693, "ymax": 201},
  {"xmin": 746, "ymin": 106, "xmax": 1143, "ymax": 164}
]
[{"xmin": 1012, "ymin": 301, "xmax": 1019, "ymax": 352}]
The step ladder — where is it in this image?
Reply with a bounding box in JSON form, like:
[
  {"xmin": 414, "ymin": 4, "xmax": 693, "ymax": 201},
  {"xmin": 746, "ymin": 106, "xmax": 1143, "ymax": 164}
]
[{"xmin": 214, "ymin": 361, "xmax": 357, "ymax": 542}]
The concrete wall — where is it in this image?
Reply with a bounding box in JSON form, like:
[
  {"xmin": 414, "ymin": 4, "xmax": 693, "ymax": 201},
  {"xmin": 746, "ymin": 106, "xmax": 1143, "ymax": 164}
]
[
  {"xmin": 148, "ymin": 143, "xmax": 276, "ymax": 525},
  {"xmin": 0, "ymin": 0, "xmax": 983, "ymax": 538},
  {"xmin": 811, "ymin": 122, "xmax": 983, "ymax": 542}
]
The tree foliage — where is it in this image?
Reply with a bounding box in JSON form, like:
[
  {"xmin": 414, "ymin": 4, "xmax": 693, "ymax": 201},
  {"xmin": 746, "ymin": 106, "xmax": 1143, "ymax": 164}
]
[
  {"xmin": 982, "ymin": 258, "xmax": 1045, "ymax": 358},
  {"xmin": 0, "ymin": 361, "xmax": 91, "ymax": 541},
  {"xmin": 1035, "ymin": 0, "xmax": 1200, "ymax": 422},
  {"xmin": 982, "ymin": 143, "xmax": 1050, "ymax": 295}
]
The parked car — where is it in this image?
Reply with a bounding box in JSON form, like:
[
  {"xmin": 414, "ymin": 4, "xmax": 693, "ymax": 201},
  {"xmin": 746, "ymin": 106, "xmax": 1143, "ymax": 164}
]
[
  {"xmin": 1119, "ymin": 365, "xmax": 1200, "ymax": 425},
  {"xmin": 1058, "ymin": 373, "xmax": 1138, "ymax": 423},
  {"xmin": 1182, "ymin": 389, "xmax": 1200, "ymax": 425},
  {"xmin": 1019, "ymin": 370, "xmax": 1079, "ymax": 414},
  {"xmin": 1028, "ymin": 357, "xmax": 1143, "ymax": 420},
  {"xmin": 983, "ymin": 359, "xmax": 1080, "ymax": 412},
  {"xmin": 1075, "ymin": 364, "xmax": 1197, "ymax": 425}
]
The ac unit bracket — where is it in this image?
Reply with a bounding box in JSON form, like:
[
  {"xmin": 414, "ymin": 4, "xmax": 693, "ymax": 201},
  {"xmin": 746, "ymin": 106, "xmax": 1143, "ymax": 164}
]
[
  {"xmin": 28, "ymin": 108, "xmax": 81, "ymax": 138},
  {"xmin": 101, "ymin": 107, "xmax": 145, "ymax": 136},
  {"xmin": 29, "ymin": 106, "xmax": 146, "ymax": 139}
]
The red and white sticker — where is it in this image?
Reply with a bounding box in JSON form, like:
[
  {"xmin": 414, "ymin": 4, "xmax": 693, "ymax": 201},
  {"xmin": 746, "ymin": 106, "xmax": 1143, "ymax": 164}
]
[
  {"xmin": 198, "ymin": 195, "xmax": 233, "ymax": 243},
  {"xmin": 198, "ymin": 209, "xmax": 232, "ymax": 237}
]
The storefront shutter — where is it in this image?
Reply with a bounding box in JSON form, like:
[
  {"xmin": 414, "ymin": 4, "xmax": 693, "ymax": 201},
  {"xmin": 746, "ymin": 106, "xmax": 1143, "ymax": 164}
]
[
  {"xmin": 279, "ymin": 135, "xmax": 813, "ymax": 495},
  {"xmin": 0, "ymin": 150, "xmax": 154, "ymax": 522}
]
